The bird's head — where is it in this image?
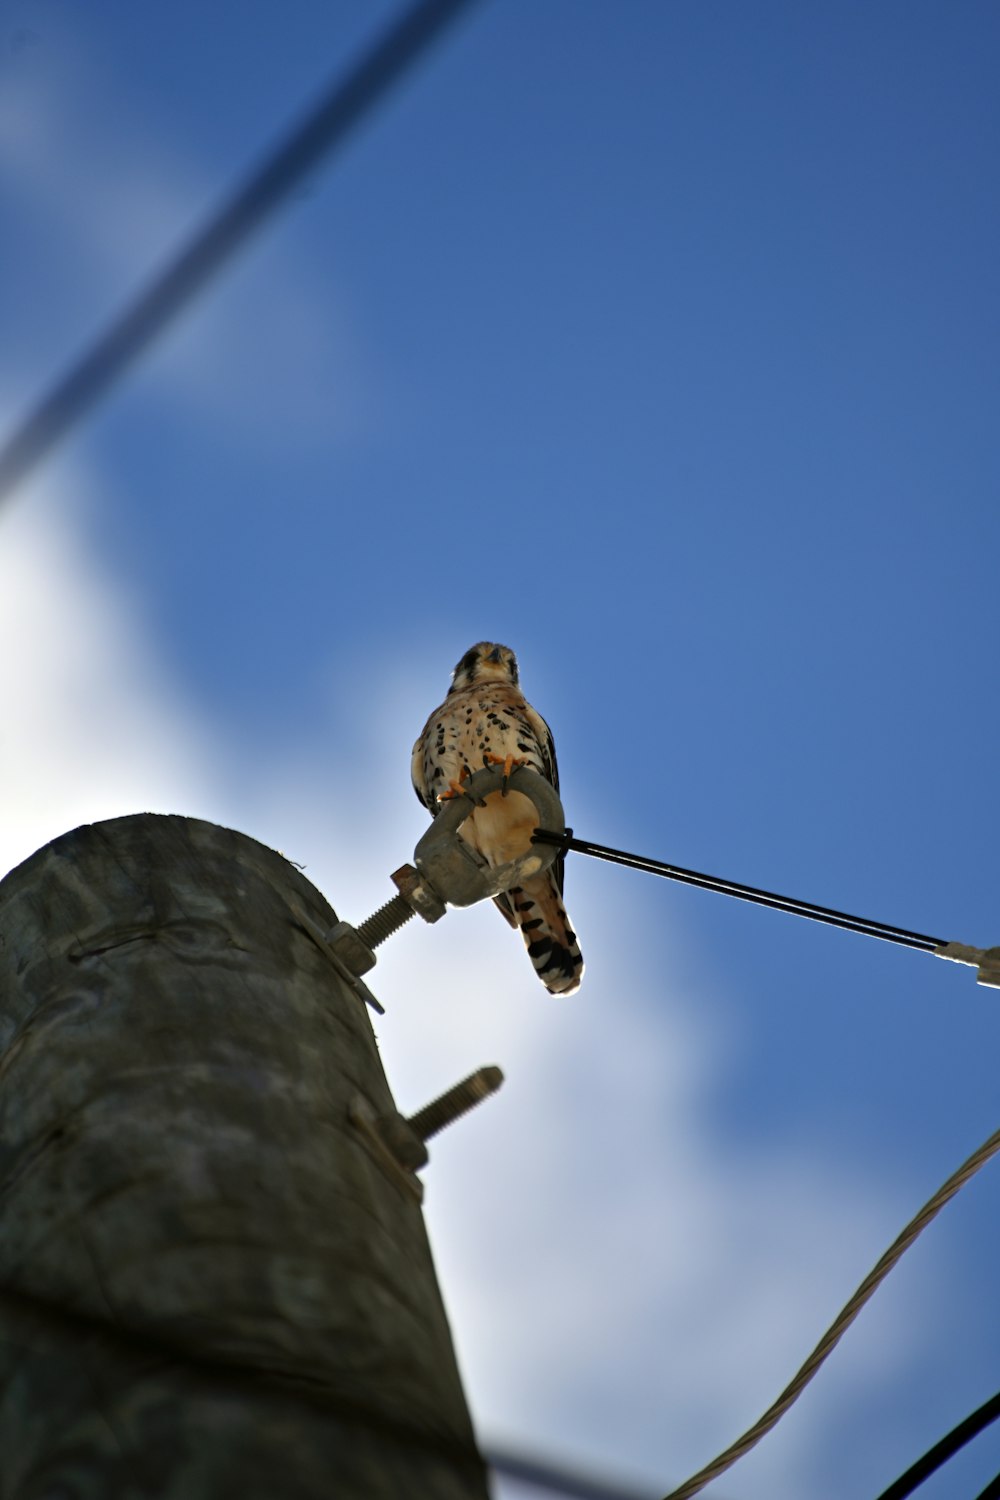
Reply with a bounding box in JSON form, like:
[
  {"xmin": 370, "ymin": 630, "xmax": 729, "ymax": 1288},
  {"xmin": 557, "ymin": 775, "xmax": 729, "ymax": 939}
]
[{"xmin": 449, "ymin": 641, "xmax": 520, "ymax": 692}]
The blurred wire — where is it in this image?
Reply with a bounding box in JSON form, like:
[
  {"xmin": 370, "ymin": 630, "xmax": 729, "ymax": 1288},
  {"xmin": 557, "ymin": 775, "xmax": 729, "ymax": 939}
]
[
  {"xmin": 533, "ymin": 830, "xmax": 945, "ymax": 953},
  {"xmin": 873, "ymin": 1390, "xmax": 1000, "ymax": 1500},
  {"xmin": 975, "ymin": 1474, "xmax": 1000, "ymax": 1500},
  {"xmin": 0, "ymin": 0, "xmax": 482, "ymax": 502},
  {"xmin": 661, "ymin": 1123, "xmax": 1000, "ymax": 1500},
  {"xmin": 485, "ymin": 1445, "xmax": 658, "ymax": 1500}
]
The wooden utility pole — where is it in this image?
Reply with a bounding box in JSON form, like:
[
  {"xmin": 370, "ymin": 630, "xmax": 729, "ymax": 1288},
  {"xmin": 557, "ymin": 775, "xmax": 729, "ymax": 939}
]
[{"xmin": 0, "ymin": 814, "xmax": 489, "ymax": 1499}]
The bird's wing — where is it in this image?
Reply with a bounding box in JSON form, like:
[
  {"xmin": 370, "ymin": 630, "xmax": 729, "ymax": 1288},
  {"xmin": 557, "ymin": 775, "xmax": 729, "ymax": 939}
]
[
  {"xmin": 523, "ymin": 703, "xmax": 559, "ymax": 792},
  {"xmin": 521, "ymin": 701, "xmax": 565, "ymax": 896},
  {"xmin": 411, "ymin": 727, "xmax": 436, "ymax": 814}
]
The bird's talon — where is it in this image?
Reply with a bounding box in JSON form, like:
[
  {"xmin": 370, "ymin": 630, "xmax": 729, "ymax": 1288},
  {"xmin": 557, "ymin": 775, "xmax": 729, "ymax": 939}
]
[
  {"xmin": 437, "ymin": 764, "xmax": 476, "ymax": 803},
  {"xmin": 481, "ymin": 750, "xmax": 523, "ymax": 796},
  {"xmin": 437, "ymin": 769, "xmax": 487, "ymax": 807}
]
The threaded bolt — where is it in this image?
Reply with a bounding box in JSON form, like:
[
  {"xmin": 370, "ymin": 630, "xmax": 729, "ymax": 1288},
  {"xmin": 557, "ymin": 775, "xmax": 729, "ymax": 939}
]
[
  {"xmin": 356, "ymin": 893, "xmax": 416, "ymax": 950},
  {"xmin": 407, "ymin": 1065, "xmax": 504, "ymax": 1142}
]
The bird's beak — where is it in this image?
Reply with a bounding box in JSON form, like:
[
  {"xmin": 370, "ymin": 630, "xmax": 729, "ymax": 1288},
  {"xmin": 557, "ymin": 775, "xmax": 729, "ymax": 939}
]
[{"xmin": 487, "ymin": 647, "xmax": 503, "ymax": 663}]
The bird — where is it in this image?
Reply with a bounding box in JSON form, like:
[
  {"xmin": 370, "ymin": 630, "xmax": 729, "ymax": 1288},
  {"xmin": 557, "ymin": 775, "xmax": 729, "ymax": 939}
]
[{"xmin": 411, "ymin": 642, "xmax": 584, "ymax": 995}]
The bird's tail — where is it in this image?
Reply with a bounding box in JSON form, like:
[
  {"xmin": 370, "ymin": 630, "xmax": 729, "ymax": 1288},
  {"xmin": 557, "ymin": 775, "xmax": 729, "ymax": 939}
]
[{"xmin": 495, "ymin": 872, "xmax": 584, "ymax": 996}]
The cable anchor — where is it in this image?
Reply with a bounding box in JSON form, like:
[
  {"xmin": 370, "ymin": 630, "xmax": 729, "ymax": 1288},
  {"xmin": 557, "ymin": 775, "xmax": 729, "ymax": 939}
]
[{"xmin": 933, "ymin": 941, "xmax": 1000, "ymax": 989}]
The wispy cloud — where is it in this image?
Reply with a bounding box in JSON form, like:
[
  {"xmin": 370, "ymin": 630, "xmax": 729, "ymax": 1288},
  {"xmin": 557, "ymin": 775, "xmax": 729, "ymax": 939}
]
[{"xmin": 0, "ymin": 477, "xmax": 219, "ymax": 874}]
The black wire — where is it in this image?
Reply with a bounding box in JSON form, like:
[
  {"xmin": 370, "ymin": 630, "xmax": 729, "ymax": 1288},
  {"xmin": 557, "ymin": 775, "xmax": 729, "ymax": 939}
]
[
  {"xmin": 0, "ymin": 0, "xmax": 482, "ymax": 502},
  {"xmin": 976, "ymin": 1476, "xmax": 1000, "ymax": 1500},
  {"xmin": 532, "ymin": 830, "xmax": 946, "ymax": 954},
  {"xmin": 872, "ymin": 1390, "xmax": 1000, "ymax": 1499}
]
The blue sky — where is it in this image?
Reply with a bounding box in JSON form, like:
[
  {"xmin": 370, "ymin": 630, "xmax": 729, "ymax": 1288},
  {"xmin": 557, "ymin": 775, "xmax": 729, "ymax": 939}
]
[{"xmin": 2, "ymin": 3, "xmax": 999, "ymax": 1496}]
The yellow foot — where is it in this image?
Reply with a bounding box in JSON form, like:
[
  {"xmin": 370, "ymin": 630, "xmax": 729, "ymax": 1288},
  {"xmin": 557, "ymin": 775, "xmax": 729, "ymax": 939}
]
[
  {"xmin": 437, "ymin": 765, "xmax": 475, "ymax": 803},
  {"xmin": 482, "ymin": 751, "xmax": 525, "ymax": 797}
]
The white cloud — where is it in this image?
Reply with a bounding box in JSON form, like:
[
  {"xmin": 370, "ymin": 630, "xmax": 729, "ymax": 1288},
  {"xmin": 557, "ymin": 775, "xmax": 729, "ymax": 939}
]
[{"xmin": 0, "ymin": 478, "xmax": 219, "ymax": 879}]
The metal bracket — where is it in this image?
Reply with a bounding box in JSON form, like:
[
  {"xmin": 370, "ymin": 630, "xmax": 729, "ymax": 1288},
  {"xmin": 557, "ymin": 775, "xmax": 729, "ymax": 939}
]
[
  {"xmin": 349, "ymin": 1095, "xmax": 425, "ymax": 1202},
  {"xmin": 290, "ymin": 904, "xmax": 386, "ymax": 1014},
  {"xmin": 934, "ymin": 942, "xmax": 1000, "ymax": 989}
]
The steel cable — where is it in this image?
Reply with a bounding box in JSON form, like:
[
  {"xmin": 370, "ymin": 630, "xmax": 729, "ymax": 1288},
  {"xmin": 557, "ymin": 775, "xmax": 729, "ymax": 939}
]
[
  {"xmin": 662, "ymin": 1125, "xmax": 1000, "ymax": 1500},
  {"xmin": 532, "ymin": 830, "xmax": 945, "ymax": 952}
]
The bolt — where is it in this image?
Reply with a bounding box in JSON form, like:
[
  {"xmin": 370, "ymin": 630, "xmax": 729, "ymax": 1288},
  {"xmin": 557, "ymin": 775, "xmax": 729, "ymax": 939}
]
[
  {"xmin": 407, "ymin": 1065, "xmax": 504, "ymax": 1142},
  {"xmin": 355, "ymin": 894, "xmax": 416, "ymax": 950}
]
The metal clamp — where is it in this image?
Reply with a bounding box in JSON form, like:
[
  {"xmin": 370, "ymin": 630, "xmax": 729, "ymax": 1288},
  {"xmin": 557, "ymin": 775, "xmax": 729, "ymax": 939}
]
[
  {"xmin": 327, "ymin": 764, "xmax": 568, "ymax": 982},
  {"xmin": 934, "ymin": 942, "xmax": 1000, "ymax": 989},
  {"xmin": 412, "ymin": 763, "xmax": 565, "ymax": 909}
]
